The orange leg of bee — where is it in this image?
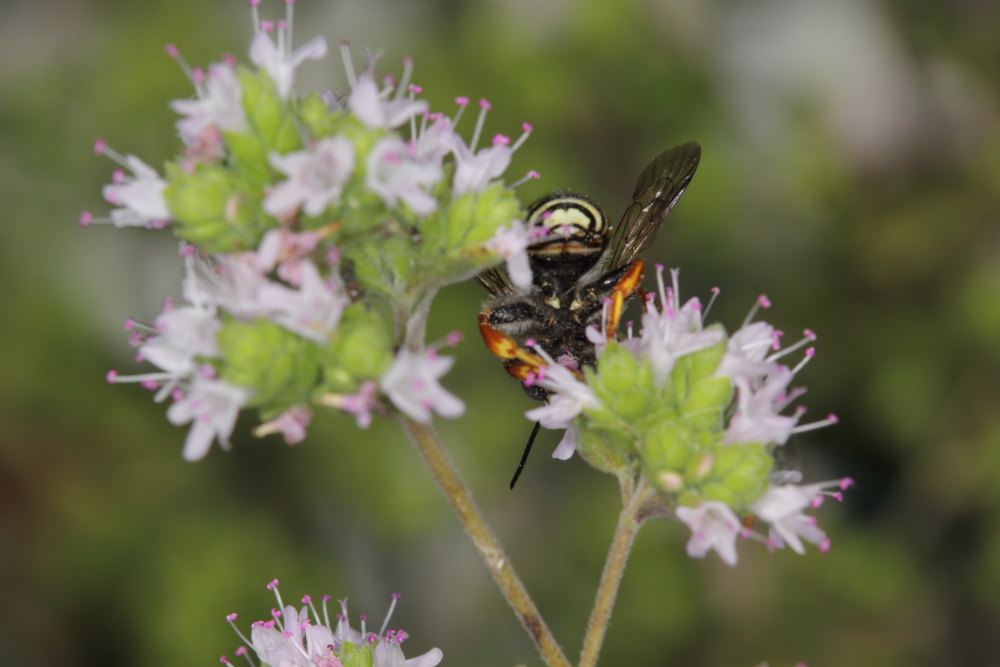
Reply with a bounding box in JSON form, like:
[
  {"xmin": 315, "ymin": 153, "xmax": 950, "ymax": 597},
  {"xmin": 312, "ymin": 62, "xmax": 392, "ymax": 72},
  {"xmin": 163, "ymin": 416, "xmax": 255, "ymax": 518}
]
[
  {"xmin": 605, "ymin": 259, "xmax": 645, "ymax": 338},
  {"xmin": 478, "ymin": 313, "xmax": 549, "ymax": 370}
]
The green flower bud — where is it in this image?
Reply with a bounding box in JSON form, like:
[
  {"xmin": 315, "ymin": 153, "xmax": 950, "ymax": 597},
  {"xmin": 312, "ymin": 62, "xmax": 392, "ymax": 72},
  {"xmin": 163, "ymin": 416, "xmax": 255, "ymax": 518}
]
[
  {"xmin": 321, "ymin": 302, "xmax": 394, "ymax": 392},
  {"xmin": 225, "ymin": 68, "xmax": 301, "ymax": 186},
  {"xmin": 339, "ymin": 641, "xmax": 373, "ymax": 667},
  {"xmin": 710, "ymin": 442, "xmax": 773, "ymax": 509},
  {"xmin": 575, "ymin": 425, "xmax": 634, "ymax": 477},
  {"xmin": 164, "ymin": 163, "xmax": 268, "ymax": 252},
  {"xmin": 667, "ymin": 338, "xmax": 725, "ymax": 407},
  {"xmin": 217, "ymin": 318, "xmax": 320, "ymax": 415},
  {"xmin": 443, "ymin": 183, "xmax": 521, "ymax": 248}
]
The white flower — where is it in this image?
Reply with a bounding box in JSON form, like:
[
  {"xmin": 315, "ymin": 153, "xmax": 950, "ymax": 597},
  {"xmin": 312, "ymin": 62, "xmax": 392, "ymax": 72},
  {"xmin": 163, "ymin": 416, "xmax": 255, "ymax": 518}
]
[
  {"xmin": 450, "ymin": 133, "xmax": 512, "ymax": 197},
  {"xmin": 366, "ymin": 137, "xmax": 443, "ymax": 215},
  {"xmin": 258, "ymin": 260, "xmax": 350, "ymax": 343},
  {"xmin": 716, "ymin": 320, "xmax": 780, "ymax": 384},
  {"xmin": 750, "ymin": 482, "xmax": 837, "ymax": 554},
  {"xmin": 166, "ymin": 372, "xmax": 251, "ymax": 461},
  {"xmin": 101, "ymin": 155, "xmax": 170, "ymax": 228},
  {"xmin": 170, "ymin": 63, "xmax": 247, "ymax": 149},
  {"xmin": 139, "ymin": 303, "xmax": 221, "ymax": 378},
  {"xmin": 256, "ymin": 228, "xmax": 327, "ymax": 287},
  {"xmin": 638, "ymin": 295, "xmax": 724, "ymax": 385},
  {"xmin": 722, "ymin": 367, "xmax": 801, "ymax": 446},
  {"xmin": 381, "ymin": 349, "xmax": 464, "ymax": 423},
  {"xmin": 226, "ymin": 584, "xmax": 443, "ymax": 667},
  {"xmin": 349, "ymin": 72, "xmax": 429, "ymax": 129},
  {"xmin": 484, "ymin": 219, "xmax": 532, "ymax": 288},
  {"xmin": 183, "ymin": 253, "xmax": 272, "ymax": 320},
  {"xmin": 248, "ymin": 29, "xmax": 327, "ymax": 100},
  {"xmin": 265, "ymin": 136, "xmax": 356, "ymax": 217},
  {"xmin": 525, "ymin": 362, "xmax": 600, "ymax": 431},
  {"xmin": 675, "ymin": 500, "xmax": 742, "ymax": 566}
]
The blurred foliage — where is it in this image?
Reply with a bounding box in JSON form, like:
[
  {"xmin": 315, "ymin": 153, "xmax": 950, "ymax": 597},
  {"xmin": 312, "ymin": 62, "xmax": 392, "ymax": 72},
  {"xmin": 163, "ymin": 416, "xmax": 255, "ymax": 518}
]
[{"xmin": 2, "ymin": 0, "xmax": 1000, "ymax": 665}]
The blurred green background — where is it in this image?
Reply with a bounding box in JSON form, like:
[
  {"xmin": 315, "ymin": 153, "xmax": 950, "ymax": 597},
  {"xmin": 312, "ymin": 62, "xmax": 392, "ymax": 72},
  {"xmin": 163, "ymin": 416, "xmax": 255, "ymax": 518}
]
[{"xmin": 3, "ymin": 0, "xmax": 1000, "ymax": 665}]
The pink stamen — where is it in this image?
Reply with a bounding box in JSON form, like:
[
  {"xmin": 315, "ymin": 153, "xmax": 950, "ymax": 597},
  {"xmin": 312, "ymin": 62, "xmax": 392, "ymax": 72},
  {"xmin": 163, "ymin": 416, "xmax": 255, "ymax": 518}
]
[
  {"xmin": 226, "ymin": 613, "xmax": 238, "ymax": 622},
  {"xmin": 493, "ymin": 133, "xmax": 510, "ymax": 146},
  {"xmin": 93, "ymin": 138, "xmax": 106, "ymax": 155},
  {"xmin": 165, "ymin": 44, "xmax": 179, "ymax": 58},
  {"xmin": 828, "ymin": 413, "xmax": 840, "ymax": 424},
  {"xmin": 106, "ymin": 369, "xmax": 118, "ymax": 384},
  {"xmin": 409, "ymin": 84, "xmax": 422, "ymax": 94},
  {"xmin": 479, "ymin": 98, "xmax": 491, "ymax": 110},
  {"xmin": 527, "ymin": 170, "xmax": 540, "ymax": 179},
  {"xmin": 819, "ymin": 538, "xmax": 831, "ymax": 552},
  {"xmin": 757, "ymin": 294, "xmax": 771, "ymax": 308},
  {"xmin": 78, "ymin": 211, "xmax": 92, "ymax": 228},
  {"xmin": 222, "ymin": 53, "xmax": 237, "ymax": 67},
  {"xmin": 804, "ymin": 328, "xmax": 817, "ymax": 341},
  {"xmin": 525, "ymin": 338, "xmax": 537, "ymax": 347},
  {"xmin": 446, "ymin": 331, "xmax": 463, "ymax": 346},
  {"xmin": 192, "ymin": 67, "xmax": 204, "ymax": 85},
  {"xmin": 805, "ymin": 347, "xmax": 816, "ymax": 357},
  {"xmin": 141, "ymin": 380, "xmax": 158, "ymax": 391},
  {"xmin": 839, "ymin": 476, "xmax": 854, "ymax": 490},
  {"xmin": 455, "ymin": 96, "xmax": 469, "ymax": 106},
  {"xmin": 267, "ymin": 579, "xmax": 280, "ymax": 590}
]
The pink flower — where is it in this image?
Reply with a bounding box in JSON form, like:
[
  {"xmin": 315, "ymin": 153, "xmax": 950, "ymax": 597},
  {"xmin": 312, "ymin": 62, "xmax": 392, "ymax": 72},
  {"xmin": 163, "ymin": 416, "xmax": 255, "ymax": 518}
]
[{"xmin": 253, "ymin": 406, "xmax": 311, "ymax": 445}]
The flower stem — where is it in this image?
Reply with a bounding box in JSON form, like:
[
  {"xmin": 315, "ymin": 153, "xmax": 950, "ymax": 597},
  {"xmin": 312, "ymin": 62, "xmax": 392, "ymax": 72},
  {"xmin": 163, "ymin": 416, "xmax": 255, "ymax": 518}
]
[
  {"xmin": 578, "ymin": 477, "xmax": 651, "ymax": 667},
  {"xmin": 398, "ymin": 415, "xmax": 571, "ymax": 667}
]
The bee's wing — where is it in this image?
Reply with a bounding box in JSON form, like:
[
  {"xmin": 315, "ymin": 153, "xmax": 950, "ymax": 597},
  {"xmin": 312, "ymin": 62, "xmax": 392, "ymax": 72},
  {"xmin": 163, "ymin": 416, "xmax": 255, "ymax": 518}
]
[
  {"xmin": 477, "ymin": 266, "xmax": 517, "ymax": 296},
  {"xmin": 604, "ymin": 141, "xmax": 701, "ymax": 271}
]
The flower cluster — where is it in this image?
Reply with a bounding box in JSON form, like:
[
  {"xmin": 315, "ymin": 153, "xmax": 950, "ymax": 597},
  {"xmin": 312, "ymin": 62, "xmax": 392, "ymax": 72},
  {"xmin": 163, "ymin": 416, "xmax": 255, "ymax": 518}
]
[
  {"xmin": 222, "ymin": 580, "xmax": 443, "ymax": 667},
  {"xmin": 88, "ymin": 0, "xmax": 538, "ymax": 459},
  {"xmin": 527, "ymin": 265, "xmax": 850, "ymax": 565}
]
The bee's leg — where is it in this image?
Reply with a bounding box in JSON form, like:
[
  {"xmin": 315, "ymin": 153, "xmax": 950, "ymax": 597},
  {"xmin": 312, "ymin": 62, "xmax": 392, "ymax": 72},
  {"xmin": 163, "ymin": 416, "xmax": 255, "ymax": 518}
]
[
  {"xmin": 478, "ymin": 312, "xmax": 548, "ymax": 370},
  {"xmin": 593, "ymin": 259, "xmax": 645, "ymax": 338}
]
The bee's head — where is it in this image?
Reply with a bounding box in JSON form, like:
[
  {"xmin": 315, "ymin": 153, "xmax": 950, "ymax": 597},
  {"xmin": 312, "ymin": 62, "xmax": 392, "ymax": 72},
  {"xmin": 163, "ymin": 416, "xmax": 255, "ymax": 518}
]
[{"xmin": 525, "ymin": 193, "xmax": 609, "ymax": 268}]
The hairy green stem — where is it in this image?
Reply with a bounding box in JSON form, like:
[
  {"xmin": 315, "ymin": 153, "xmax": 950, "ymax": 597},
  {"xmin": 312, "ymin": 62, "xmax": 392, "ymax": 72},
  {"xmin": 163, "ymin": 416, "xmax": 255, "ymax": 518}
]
[
  {"xmin": 578, "ymin": 478, "xmax": 651, "ymax": 667},
  {"xmin": 398, "ymin": 415, "xmax": 571, "ymax": 667}
]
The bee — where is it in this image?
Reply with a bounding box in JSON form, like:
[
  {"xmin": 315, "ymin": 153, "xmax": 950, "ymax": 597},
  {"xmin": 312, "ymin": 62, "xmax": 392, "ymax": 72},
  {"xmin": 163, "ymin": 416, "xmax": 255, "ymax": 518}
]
[{"xmin": 477, "ymin": 141, "xmax": 702, "ymax": 487}]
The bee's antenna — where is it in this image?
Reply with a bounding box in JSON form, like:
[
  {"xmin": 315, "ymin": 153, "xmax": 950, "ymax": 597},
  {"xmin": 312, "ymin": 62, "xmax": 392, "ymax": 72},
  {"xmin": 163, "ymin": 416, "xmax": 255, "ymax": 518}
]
[{"xmin": 510, "ymin": 421, "xmax": 542, "ymax": 489}]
